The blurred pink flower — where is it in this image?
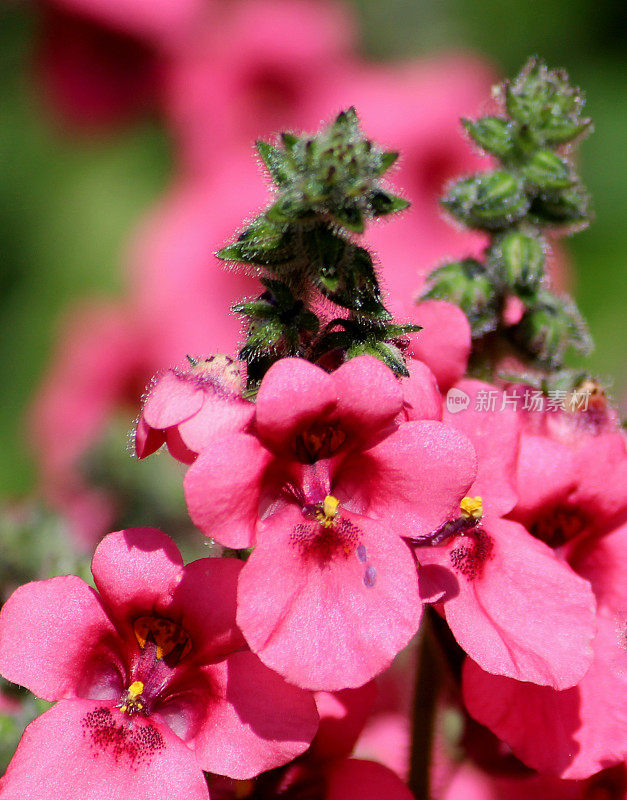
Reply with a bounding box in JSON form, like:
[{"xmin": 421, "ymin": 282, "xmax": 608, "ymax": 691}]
[
  {"xmin": 0, "ymin": 527, "xmax": 319, "ymax": 798},
  {"xmin": 164, "ymin": 0, "xmax": 356, "ymax": 175},
  {"xmin": 36, "ymin": 0, "xmax": 209, "ymax": 128},
  {"xmin": 29, "ymin": 301, "xmax": 150, "ymax": 545},
  {"xmin": 444, "ymin": 761, "xmax": 627, "ymax": 800}
]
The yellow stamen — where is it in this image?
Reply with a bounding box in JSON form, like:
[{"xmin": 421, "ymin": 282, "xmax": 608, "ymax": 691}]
[
  {"xmin": 323, "ymin": 495, "xmax": 339, "ymax": 518},
  {"xmin": 119, "ymin": 681, "xmax": 145, "ymax": 715},
  {"xmin": 127, "ymin": 681, "xmax": 144, "ymax": 699},
  {"xmin": 460, "ymin": 496, "xmax": 483, "ymax": 520},
  {"xmin": 314, "ymin": 495, "xmax": 341, "ymax": 528}
]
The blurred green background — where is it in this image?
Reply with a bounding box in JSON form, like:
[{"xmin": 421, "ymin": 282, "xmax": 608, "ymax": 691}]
[{"xmin": 0, "ymin": 0, "xmax": 625, "ymax": 499}]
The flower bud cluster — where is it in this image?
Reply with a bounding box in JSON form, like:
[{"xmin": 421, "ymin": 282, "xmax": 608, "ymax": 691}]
[
  {"xmin": 218, "ymin": 108, "xmax": 417, "ymax": 387},
  {"xmin": 423, "ymin": 59, "xmax": 592, "ymax": 380}
]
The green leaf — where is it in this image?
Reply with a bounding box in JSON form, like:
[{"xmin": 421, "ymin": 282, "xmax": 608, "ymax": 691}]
[
  {"xmin": 332, "ymin": 204, "xmax": 364, "ymax": 233},
  {"xmin": 334, "ymin": 107, "xmax": 359, "ymax": 130},
  {"xmin": 375, "ymin": 150, "xmax": 400, "ymax": 175},
  {"xmin": 541, "ymin": 118, "xmax": 592, "ymax": 146},
  {"xmin": 281, "ymin": 132, "xmax": 299, "ymax": 151},
  {"xmin": 369, "ymin": 191, "xmax": 410, "ymax": 216},
  {"xmin": 347, "ymin": 341, "xmax": 408, "ymax": 376},
  {"xmin": 216, "ymin": 242, "xmax": 247, "ymax": 262},
  {"xmin": 255, "ymin": 140, "xmax": 290, "ymax": 185}
]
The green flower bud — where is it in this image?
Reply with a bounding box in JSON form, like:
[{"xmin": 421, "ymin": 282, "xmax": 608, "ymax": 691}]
[
  {"xmin": 442, "ymin": 171, "xmax": 530, "ymax": 230},
  {"xmin": 503, "ymin": 58, "xmax": 590, "ymax": 145},
  {"xmin": 462, "ymin": 116, "xmax": 516, "ymax": 159},
  {"xmin": 422, "ymin": 259, "xmax": 498, "ymax": 336},
  {"xmin": 529, "ymin": 185, "xmax": 590, "ymax": 227},
  {"xmin": 521, "ymin": 149, "xmax": 572, "ymax": 191},
  {"xmin": 510, "ymin": 290, "xmax": 591, "ymax": 367},
  {"xmin": 487, "ymin": 231, "xmax": 545, "ymax": 291}
]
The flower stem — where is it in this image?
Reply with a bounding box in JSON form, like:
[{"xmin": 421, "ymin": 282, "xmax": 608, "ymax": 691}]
[{"xmin": 408, "ymin": 608, "xmax": 443, "ymax": 800}]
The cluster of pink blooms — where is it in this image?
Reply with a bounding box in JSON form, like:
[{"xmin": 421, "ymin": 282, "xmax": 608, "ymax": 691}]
[
  {"xmin": 29, "ymin": 0, "xmax": 498, "ymax": 546},
  {"xmin": 3, "ymin": 0, "xmax": 624, "ymax": 797},
  {"xmin": 3, "ymin": 292, "xmax": 626, "ymax": 796}
]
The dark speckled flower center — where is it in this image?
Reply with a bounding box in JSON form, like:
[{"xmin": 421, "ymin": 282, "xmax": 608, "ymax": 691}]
[
  {"xmin": 530, "ymin": 505, "xmax": 589, "ymax": 548},
  {"xmin": 133, "ymin": 616, "xmax": 192, "ymax": 664},
  {"xmin": 294, "ymin": 423, "xmax": 347, "ymax": 464}
]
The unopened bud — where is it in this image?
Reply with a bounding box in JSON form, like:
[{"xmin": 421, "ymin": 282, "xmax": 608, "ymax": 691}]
[
  {"xmin": 522, "ymin": 150, "xmax": 572, "ymax": 191},
  {"xmin": 488, "ymin": 231, "xmax": 545, "ymax": 291},
  {"xmin": 442, "ymin": 171, "xmax": 529, "ymax": 230},
  {"xmin": 462, "ymin": 116, "xmax": 515, "ymax": 159},
  {"xmin": 422, "ymin": 259, "xmax": 497, "ymax": 336}
]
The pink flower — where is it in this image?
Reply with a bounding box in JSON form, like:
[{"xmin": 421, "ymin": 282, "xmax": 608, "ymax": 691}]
[
  {"xmin": 462, "ymin": 423, "xmax": 627, "ymax": 778},
  {"xmin": 403, "ymin": 300, "xmax": 472, "ymax": 393},
  {"xmin": 210, "ymin": 681, "xmax": 415, "ymax": 800},
  {"xmin": 185, "ymin": 355, "xmax": 477, "ymax": 689},
  {"xmin": 0, "ymin": 528, "xmax": 319, "ymax": 798},
  {"xmin": 36, "ymin": 0, "xmax": 207, "ymax": 129},
  {"xmin": 414, "ymin": 380, "xmax": 597, "ymax": 689},
  {"xmin": 136, "ymin": 355, "xmax": 254, "ymax": 463},
  {"xmin": 444, "ymin": 761, "xmax": 627, "ymax": 800},
  {"xmin": 164, "ymin": 0, "xmax": 356, "ymax": 175}
]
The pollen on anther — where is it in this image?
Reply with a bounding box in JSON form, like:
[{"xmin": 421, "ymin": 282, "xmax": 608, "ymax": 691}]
[
  {"xmin": 127, "ymin": 681, "xmax": 144, "ymax": 699},
  {"xmin": 460, "ymin": 496, "xmax": 483, "ymax": 520}
]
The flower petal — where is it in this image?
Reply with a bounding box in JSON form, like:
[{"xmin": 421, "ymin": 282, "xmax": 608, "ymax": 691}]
[
  {"xmin": 0, "ymin": 699, "xmax": 209, "ymax": 800},
  {"xmin": 463, "ymin": 608, "xmax": 627, "ymax": 778},
  {"xmin": 178, "ymin": 394, "xmax": 254, "ymax": 453},
  {"xmin": 134, "ymin": 416, "xmax": 165, "ymax": 459},
  {"xmin": 171, "ymin": 557, "xmax": 246, "ymax": 662},
  {"xmin": 0, "ymin": 575, "xmax": 120, "ymax": 702},
  {"xmin": 420, "ymin": 518, "xmax": 596, "ymax": 688},
  {"xmin": 331, "ymin": 356, "xmax": 403, "ymax": 436},
  {"xmin": 194, "ymin": 650, "xmax": 319, "ymax": 779},
  {"xmin": 406, "ymin": 300, "xmax": 471, "ymax": 392},
  {"xmin": 184, "ymin": 434, "xmax": 272, "ymax": 548},
  {"xmin": 237, "ymin": 508, "xmax": 422, "ymax": 690},
  {"xmin": 337, "ymin": 421, "xmax": 477, "ymax": 539},
  {"xmin": 142, "ymin": 370, "xmax": 204, "ymax": 429},
  {"xmin": 400, "ymin": 359, "xmax": 442, "ymax": 422},
  {"xmin": 311, "ymin": 682, "xmax": 377, "ymax": 762},
  {"xmin": 255, "ymin": 358, "xmax": 336, "ymax": 451},
  {"xmin": 326, "ymin": 758, "xmax": 416, "ymax": 800},
  {"xmin": 443, "ymin": 379, "xmax": 520, "ymax": 517},
  {"xmin": 91, "ymin": 528, "xmax": 184, "ymax": 631}
]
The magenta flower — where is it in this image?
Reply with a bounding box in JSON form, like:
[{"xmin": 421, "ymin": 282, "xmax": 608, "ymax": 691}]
[
  {"xmin": 136, "ymin": 355, "xmax": 254, "ymax": 463},
  {"xmin": 0, "ymin": 528, "xmax": 319, "ymax": 798},
  {"xmin": 404, "ymin": 300, "xmax": 472, "ymax": 393},
  {"xmin": 414, "ymin": 380, "xmax": 596, "ymax": 689},
  {"xmin": 185, "ymin": 356, "xmax": 477, "ymax": 689},
  {"xmin": 444, "ymin": 760, "xmax": 627, "ymax": 800},
  {"xmin": 210, "ymin": 681, "xmax": 415, "ymax": 800},
  {"xmin": 462, "ymin": 424, "xmax": 627, "ymax": 778}
]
